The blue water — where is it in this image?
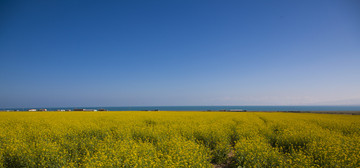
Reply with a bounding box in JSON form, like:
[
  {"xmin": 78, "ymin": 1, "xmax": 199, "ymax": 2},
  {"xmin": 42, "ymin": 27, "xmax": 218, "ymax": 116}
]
[{"xmin": 3, "ymin": 106, "xmax": 360, "ymax": 111}]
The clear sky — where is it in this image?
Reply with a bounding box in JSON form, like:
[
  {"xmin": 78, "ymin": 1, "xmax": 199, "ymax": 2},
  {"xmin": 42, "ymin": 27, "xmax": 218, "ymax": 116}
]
[{"xmin": 1, "ymin": 0, "xmax": 360, "ymax": 108}]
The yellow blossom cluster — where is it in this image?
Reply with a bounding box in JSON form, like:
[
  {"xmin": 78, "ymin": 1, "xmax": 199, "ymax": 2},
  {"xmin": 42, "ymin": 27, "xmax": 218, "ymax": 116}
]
[{"xmin": 0, "ymin": 111, "xmax": 359, "ymax": 167}]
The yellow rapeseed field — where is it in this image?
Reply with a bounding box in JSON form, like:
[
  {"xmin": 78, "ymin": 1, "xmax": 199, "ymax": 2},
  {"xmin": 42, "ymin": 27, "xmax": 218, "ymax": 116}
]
[{"xmin": 0, "ymin": 111, "xmax": 359, "ymax": 167}]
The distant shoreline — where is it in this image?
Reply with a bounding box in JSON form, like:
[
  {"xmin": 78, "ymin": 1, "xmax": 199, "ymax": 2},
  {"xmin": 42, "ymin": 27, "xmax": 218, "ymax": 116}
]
[
  {"xmin": 2, "ymin": 105, "xmax": 360, "ymax": 112},
  {"xmin": 1, "ymin": 110, "xmax": 360, "ymax": 115}
]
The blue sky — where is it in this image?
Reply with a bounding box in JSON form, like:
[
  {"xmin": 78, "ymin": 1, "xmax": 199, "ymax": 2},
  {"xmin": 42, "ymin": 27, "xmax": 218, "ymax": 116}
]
[{"xmin": 1, "ymin": 0, "xmax": 360, "ymax": 108}]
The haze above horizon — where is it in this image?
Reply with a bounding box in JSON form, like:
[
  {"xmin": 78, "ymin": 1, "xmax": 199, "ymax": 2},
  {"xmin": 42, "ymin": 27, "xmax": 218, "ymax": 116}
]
[{"xmin": 1, "ymin": 0, "xmax": 360, "ymax": 108}]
